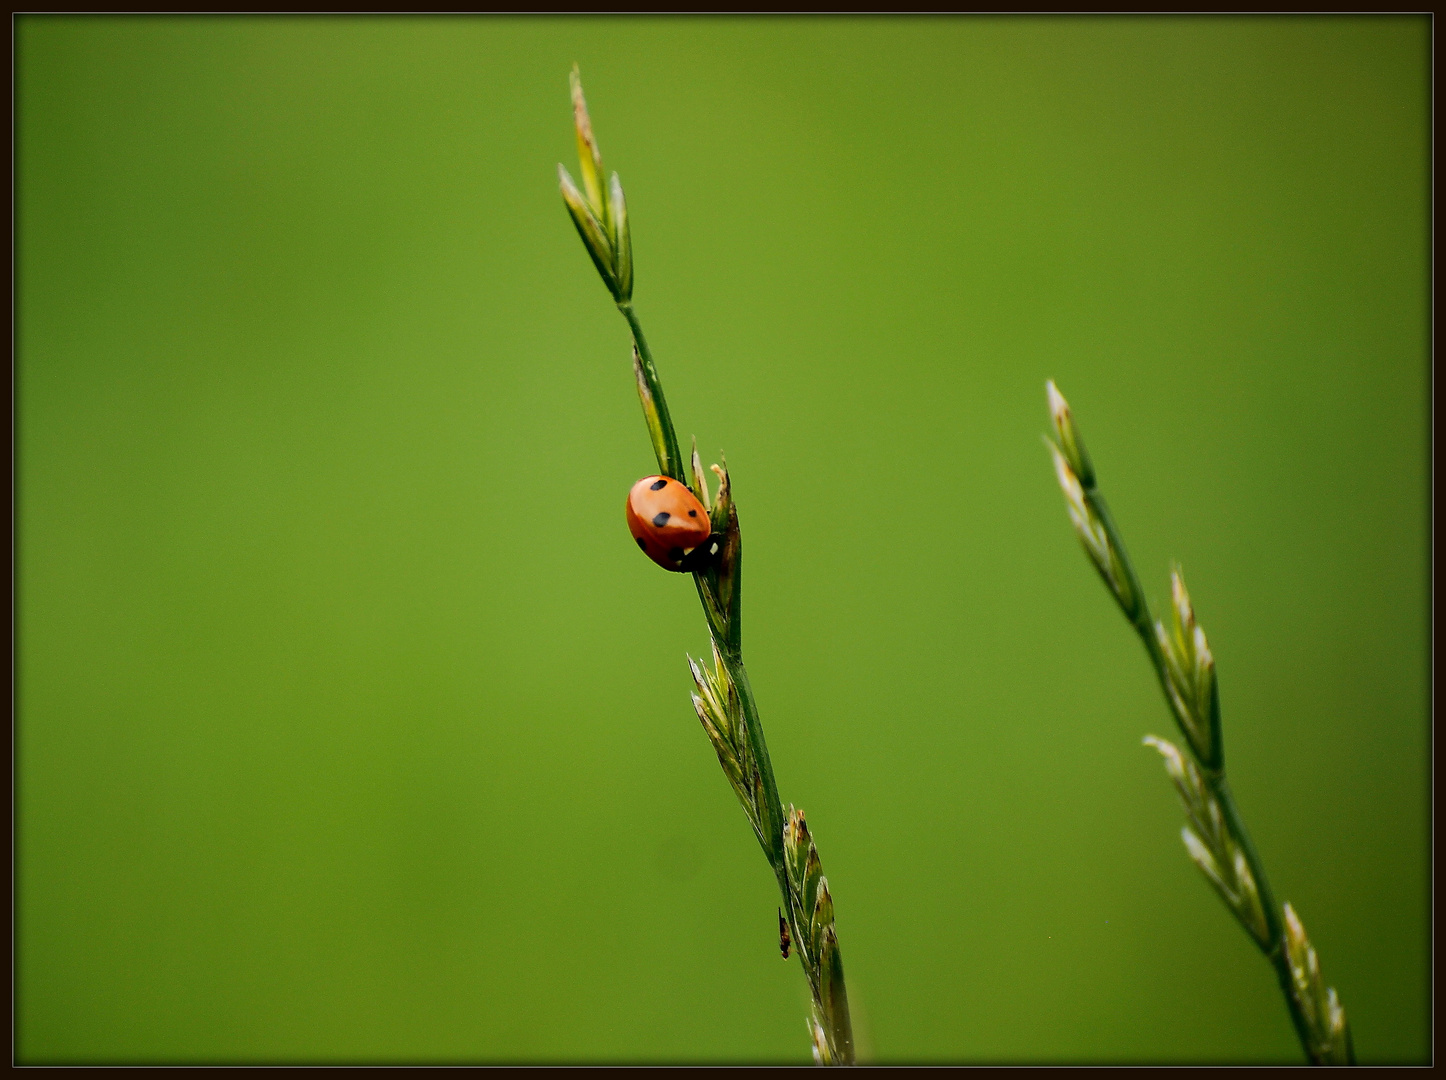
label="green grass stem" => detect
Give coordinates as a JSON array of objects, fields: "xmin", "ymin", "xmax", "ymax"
[
  {"xmin": 558, "ymin": 67, "xmax": 853, "ymax": 1065},
  {"xmin": 1046, "ymin": 380, "xmax": 1352, "ymax": 1065}
]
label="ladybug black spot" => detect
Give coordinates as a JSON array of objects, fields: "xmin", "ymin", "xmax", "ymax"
[
  {"xmin": 650, "ymin": 479, "xmax": 668, "ymax": 491},
  {"xmin": 688, "ymin": 510, "xmax": 697, "ymax": 517},
  {"xmin": 636, "ymin": 537, "xmax": 647, "ymax": 551},
  {"xmin": 652, "ymin": 512, "xmax": 671, "ymax": 527}
]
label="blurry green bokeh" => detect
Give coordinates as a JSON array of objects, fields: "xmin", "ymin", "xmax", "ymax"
[{"xmin": 16, "ymin": 15, "xmax": 1428, "ymax": 1064}]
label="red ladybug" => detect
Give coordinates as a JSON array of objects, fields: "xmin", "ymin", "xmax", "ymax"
[{"xmin": 626, "ymin": 475, "xmax": 714, "ymax": 572}]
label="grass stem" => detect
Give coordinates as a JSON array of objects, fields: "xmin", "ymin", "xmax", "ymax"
[
  {"xmin": 559, "ymin": 67, "xmax": 853, "ymax": 1064},
  {"xmin": 1046, "ymin": 380, "xmax": 1351, "ymax": 1065}
]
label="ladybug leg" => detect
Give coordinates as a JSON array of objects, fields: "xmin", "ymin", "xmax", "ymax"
[{"xmin": 679, "ymin": 533, "xmax": 721, "ymax": 573}]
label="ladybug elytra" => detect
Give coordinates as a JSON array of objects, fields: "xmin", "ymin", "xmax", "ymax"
[{"xmin": 626, "ymin": 475, "xmax": 715, "ymax": 572}]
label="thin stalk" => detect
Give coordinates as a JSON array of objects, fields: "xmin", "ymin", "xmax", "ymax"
[
  {"xmin": 620, "ymin": 302, "xmax": 788, "ymax": 861},
  {"xmin": 618, "ymin": 304, "xmax": 684, "ymax": 484},
  {"xmin": 622, "ymin": 299, "xmax": 851, "ymax": 1062},
  {"xmin": 1046, "ymin": 380, "xmax": 1352, "ymax": 1064},
  {"xmin": 725, "ymin": 657, "xmax": 787, "ymax": 869},
  {"xmin": 557, "ymin": 73, "xmax": 852, "ymax": 1060},
  {"xmin": 1084, "ymin": 487, "xmax": 1315, "ymax": 1054}
]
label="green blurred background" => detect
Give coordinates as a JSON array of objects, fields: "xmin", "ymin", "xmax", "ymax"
[{"xmin": 16, "ymin": 15, "xmax": 1428, "ymax": 1064}]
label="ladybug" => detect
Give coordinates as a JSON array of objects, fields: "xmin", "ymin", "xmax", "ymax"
[{"xmin": 626, "ymin": 475, "xmax": 715, "ymax": 572}]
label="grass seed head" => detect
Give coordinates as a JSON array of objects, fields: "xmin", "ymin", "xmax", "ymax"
[{"xmin": 1046, "ymin": 380, "xmax": 1095, "ymax": 488}]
